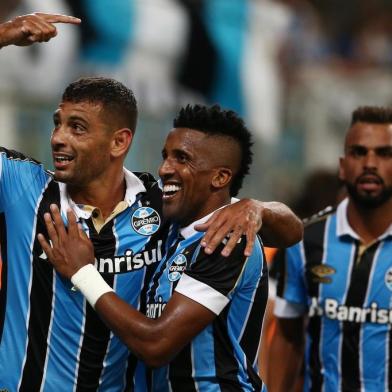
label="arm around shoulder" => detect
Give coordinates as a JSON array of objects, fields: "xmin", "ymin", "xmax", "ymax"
[{"xmin": 258, "ymin": 201, "xmax": 303, "ymax": 248}]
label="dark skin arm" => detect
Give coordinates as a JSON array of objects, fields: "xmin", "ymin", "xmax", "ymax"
[
  {"xmin": 198, "ymin": 199, "xmax": 303, "ymax": 256},
  {"xmin": 38, "ymin": 205, "xmax": 218, "ymax": 367},
  {"xmin": 267, "ymin": 316, "xmax": 305, "ymax": 392},
  {"xmin": 0, "ymin": 12, "xmax": 80, "ymax": 48}
]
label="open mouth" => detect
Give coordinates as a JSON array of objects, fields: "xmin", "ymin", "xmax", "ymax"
[
  {"xmin": 357, "ymin": 174, "xmax": 382, "ymax": 191},
  {"xmin": 162, "ymin": 184, "xmax": 182, "ymax": 199},
  {"xmin": 53, "ymin": 154, "xmax": 74, "ymax": 168}
]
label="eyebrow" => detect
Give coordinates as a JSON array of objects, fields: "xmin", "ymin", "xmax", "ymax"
[{"xmin": 346, "ymin": 144, "xmax": 392, "ymax": 152}]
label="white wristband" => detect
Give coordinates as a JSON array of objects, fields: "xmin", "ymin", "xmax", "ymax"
[{"xmin": 71, "ymin": 264, "xmax": 114, "ymax": 308}]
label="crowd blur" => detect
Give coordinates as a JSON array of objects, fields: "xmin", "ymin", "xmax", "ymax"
[{"xmin": 1, "ymin": 0, "xmax": 392, "ymax": 201}]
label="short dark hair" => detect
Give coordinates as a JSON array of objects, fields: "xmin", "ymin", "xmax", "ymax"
[
  {"xmin": 351, "ymin": 106, "xmax": 392, "ymax": 126},
  {"xmin": 173, "ymin": 104, "xmax": 253, "ymax": 196},
  {"xmin": 62, "ymin": 77, "xmax": 138, "ymax": 132}
]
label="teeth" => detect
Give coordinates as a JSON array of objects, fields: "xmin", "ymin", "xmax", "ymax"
[
  {"xmin": 163, "ymin": 184, "xmax": 181, "ymax": 193},
  {"xmin": 55, "ymin": 156, "xmax": 72, "ymax": 162}
]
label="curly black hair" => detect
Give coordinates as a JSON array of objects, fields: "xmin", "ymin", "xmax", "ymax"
[
  {"xmin": 62, "ymin": 77, "xmax": 138, "ymax": 132},
  {"xmin": 173, "ymin": 104, "xmax": 253, "ymax": 196}
]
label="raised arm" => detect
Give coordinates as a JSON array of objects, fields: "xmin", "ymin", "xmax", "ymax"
[
  {"xmin": 0, "ymin": 12, "xmax": 80, "ymax": 48},
  {"xmin": 195, "ymin": 199, "xmax": 303, "ymax": 256}
]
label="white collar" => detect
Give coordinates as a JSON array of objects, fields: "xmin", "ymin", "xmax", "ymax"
[
  {"xmin": 59, "ymin": 168, "xmax": 146, "ymax": 219},
  {"xmin": 336, "ymin": 197, "xmax": 392, "ymax": 240},
  {"xmin": 179, "ymin": 204, "xmax": 228, "ymax": 239}
]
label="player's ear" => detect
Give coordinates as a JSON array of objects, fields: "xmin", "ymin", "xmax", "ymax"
[
  {"xmin": 111, "ymin": 128, "xmax": 133, "ymax": 158},
  {"xmin": 338, "ymin": 156, "xmax": 346, "ymax": 181},
  {"xmin": 211, "ymin": 167, "xmax": 232, "ymax": 189}
]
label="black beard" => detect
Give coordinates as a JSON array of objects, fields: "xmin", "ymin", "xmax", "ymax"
[{"xmin": 345, "ymin": 181, "xmax": 392, "ymax": 209}]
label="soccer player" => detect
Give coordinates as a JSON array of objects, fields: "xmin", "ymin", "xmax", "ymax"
[
  {"xmin": 268, "ymin": 106, "xmax": 392, "ymax": 392},
  {"xmin": 0, "ymin": 14, "xmax": 302, "ymax": 391},
  {"xmin": 40, "ymin": 104, "xmax": 268, "ymax": 391}
]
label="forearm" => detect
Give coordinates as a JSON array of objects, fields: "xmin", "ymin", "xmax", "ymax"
[
  {"xmin": 268, "ymin": 335, "xmax": 304, "ymax": 391},
  {"xmin": 71, "ymin": 265, "xmax": 213, "ymax": 367},
  {"xmin": 260, "ymin": 201, "xmax": 303, "ymax": 248},
  {"xmin": 0, "ymin": 21, "xmax": 12, "ymax": 48},
  {"xmin": 70, "ymin": 264, "xmax": 174, "ymax": 366},
  {"xmin": 95, "ymin": 293, "xmax": 175, "ymax": 367},
  {"xmin": 267, "ymin": 317, "xmax": 305, "ymax": 392}
]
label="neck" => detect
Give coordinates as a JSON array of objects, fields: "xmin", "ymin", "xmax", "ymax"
[
  {"xmin": 180, "ymin": 193, "xmax": 231, "ymax": 228},
  {"xmin": 346, "ymin": 198, "xmax": 392, "ymax": 244},
  {"xmin": 68, "ymin": 170, "xmax": 126, "ymax": 220}
]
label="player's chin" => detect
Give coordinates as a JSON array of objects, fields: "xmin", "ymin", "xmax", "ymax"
[
  {"xmin": 53, "ymin": 169, "xmax": 73, "ymax": 183},
  {"xmin": 162, "ymin": 203, "xmax": 181, "ymax": 221}
]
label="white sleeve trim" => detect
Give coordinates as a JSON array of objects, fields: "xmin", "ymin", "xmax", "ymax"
[
  {"xmin": 274, "ymin": 296, "xmax": 306, "ymax": 318},
  {"xmin": 175, "ymin": 274, "xmax": 229, "ymax": 315}
]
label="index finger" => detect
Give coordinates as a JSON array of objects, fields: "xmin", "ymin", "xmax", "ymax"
[{"xmin": 35, "ymin": 13, "xmax": 81, "ymax": 24}]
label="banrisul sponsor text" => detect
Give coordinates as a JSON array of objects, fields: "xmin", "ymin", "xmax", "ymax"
[{"xmin": 96, "ymin": 240, "xmax": 163, "ymax": 273}]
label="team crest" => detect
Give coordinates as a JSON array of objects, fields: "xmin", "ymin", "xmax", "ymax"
[
  {"xmin": 385, "ymin": 267, "xmax": 392, "ymax": 291},
  {"xmin": 131, "ymin": 207, "xmax": 161, "ymax": 236},
  {"xmin": 168, "ymin": 254, "xmax": 187, "ymax": 282}
]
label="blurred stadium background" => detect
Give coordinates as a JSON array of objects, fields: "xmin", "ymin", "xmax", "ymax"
[{"xmin": 1, "ymin": 0, "xmax": 392, "ymax": 203}]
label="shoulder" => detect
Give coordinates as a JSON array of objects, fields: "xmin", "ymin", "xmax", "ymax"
[
  {"xmin": 303, "ymin": 205, "xmax": 336, "ymax": 233},
  {"xmin": 0, "ymin": 147, "xmax": 51, "ymax": 177},
  {"xmin": 1, "ymin": 147, "xmax": 40, "ymax": 164}
]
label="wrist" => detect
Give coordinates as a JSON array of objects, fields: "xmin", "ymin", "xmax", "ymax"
[
  {"xmin": 71, "ymin": 264, "xmax": 113, "ymax": 308},
  {"xmin": 0, "ymin": 21, "xmax": 12, "ymax": 48}
]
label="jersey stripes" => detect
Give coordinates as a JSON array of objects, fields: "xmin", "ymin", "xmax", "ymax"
[
  {"xmin": 277, "ymin": 201, "xmax": 392, "ymax": 392},
  {"xmin": 0, "ymin": 148, "xmax": 169, "ymax": 391},
  {"xmin": 145, "ymin": 229, "xmax": 267, "ymax": 391},
  {"xmin": 19, "ymin": 180, "xmax": 61, "ymax": 391},
  {"xmin": 0, "ymin": 212, "xmax": 7, "ymax": 342}
]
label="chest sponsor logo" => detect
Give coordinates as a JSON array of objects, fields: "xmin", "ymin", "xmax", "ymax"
[
  {"xmin": 95, "ymin": 240, "xmax": 163, "ymax": 273},
  {"xmin": 132, "ymin": 207, "xmax": 161, "ymax": 236},
  {"xmin": 146, "ymin": 295, "xmax": 167, "ymax": 319},
  {"xmin": 310, "ymin": 264, "xmax": 336, "ymax": 283},
  {"xmin": 385, "ymin": 267, "xmax": 392, "ymax": 291},
  {"xmin": 167, "ymin": 253, "xmax": 187, "ymax": 282},
  {"xmin": 309, "ymin": 297, "xmax": 392, "ymax": 324}
]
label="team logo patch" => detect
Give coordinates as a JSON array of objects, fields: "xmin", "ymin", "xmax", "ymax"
[
  {"xmin": 131, "ymin": 207, "xmax": 161, "ymax": 236},
  {"xmin": 168, "ymin": 254, "xmax": 187, "ymax": 282},
  {"xmin": 311, "ymin": 264, "xmax": 336, "ymax": 284},
  {"xmin": 385, "ymin": 268, "xmax": 392, "ymax": 291}
]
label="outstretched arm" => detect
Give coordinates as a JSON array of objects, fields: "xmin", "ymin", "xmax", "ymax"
[
  {"xmin": 196, "ymin": 199, "xmax": 303, "ymax": 256},
  {"xmin": 38, "ymin": 205, "xmax": 221, "ymax": 367},
  {"xmin": 0, "ymin": 12, "xmax": 80, "ymax": 48}
]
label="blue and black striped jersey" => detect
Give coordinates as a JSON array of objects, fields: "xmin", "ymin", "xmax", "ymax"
[
  {"xmin": 0, "ymin": 147, "xmax": 170, "ymax": 391},
  {"xmin": 144, "ymin": 215, "xmax": 268, "ymax": 391},
  {"xmin": 275, "ymin": 198, "xmax": 392, "ymax": 392}
]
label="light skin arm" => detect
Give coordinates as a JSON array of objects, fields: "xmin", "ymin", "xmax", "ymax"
[
  {"xmin": 38, "ymin": 205, "xmax": 218, "ymax": 367},
  {"xmin": 197, "ymin": 199, "xmax": 303, "ymax": 257},
  {"xmin": 267, "ymin": 316, "xmax": 305, "ymax": 392},
  {"xmin": 0, "ymin": 12, "xmax": 80, "ymax": 48}
]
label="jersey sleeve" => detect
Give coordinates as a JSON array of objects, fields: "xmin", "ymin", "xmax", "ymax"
[
  {"xmin": 175, "ymin": 237, "xmax": 264, "ymax": 315},
  {"xmin": 274, "ymin": 241, "xmax": 308, "ymax": 317},
  {"xmin": 0, "ymin": 147, "xmax": 49, "ymax": 212}
]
